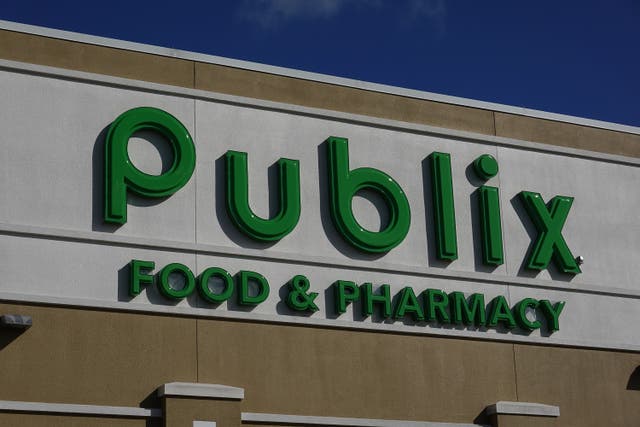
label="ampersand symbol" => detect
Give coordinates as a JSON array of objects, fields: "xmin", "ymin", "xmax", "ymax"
[{"xmin": 285, "ymin": 275, "xmax": 319, "ymax": 312}]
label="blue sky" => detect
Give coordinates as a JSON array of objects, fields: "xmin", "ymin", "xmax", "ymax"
[{"xmin": 3, "ymin": 0, "xmax": 639, "ymax": 127}]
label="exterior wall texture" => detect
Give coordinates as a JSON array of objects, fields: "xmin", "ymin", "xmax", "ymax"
[{"xmin": 0, "ymin": 23, "xmax": 639, "ymax": 427}]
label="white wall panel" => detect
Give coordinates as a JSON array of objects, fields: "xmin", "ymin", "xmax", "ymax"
[{"xmin": 1, "ymin": 63, "xmax": 638, "ymax": 351}]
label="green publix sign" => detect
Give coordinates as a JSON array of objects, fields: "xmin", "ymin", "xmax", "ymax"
[{"xmin": 106, "ymin": 107, "xmax": 580, "ymax": 334}]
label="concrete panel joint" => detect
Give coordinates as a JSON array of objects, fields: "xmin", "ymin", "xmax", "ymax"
[
  {"xmin": 158, "ymin": 382, "xmax": 245, "ymax": 400},
  {"xmin": 485, "ymin": 401, "xmax": 560, "ymax": 417}
]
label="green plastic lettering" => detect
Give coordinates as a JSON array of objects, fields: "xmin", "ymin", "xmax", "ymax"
[
  {"xmin": 393, "ymin": 287, "xmax": 425, "ymax": 321},
  {"xmin": 473, "ymin": 155, "xmax": 503, "ymax": 266},
  {"xmin": 429, "ymin": 152, "xmax": 458, "ymax": 260},
  {"xmin": 158, "ymin": 263, "xmax": 196, "ymax": 300},
  {"xmin": 327, "ymin": 137, "xmax": 411, "ymax": 253},
  {"xmin": 519, "ymin": 191, "xmax": 581, "ymax": 274},
  {"xmin": 285, "ymin": 275, "xmax": 319, "ymax": 312},
  {"xmin": 105, "ymin": 107, "xmax": 196, "ymax": 224},
  {"xmin": 360, "ymin": 283, "xmax": 392, "ymax": 318},
  {"xmin": 198, "ymin": 267, "xmax": 234, "ymax": 303},
  {"xmin": 334, "ymin": 280, "xmax": 360, "ymax": 314},
  {"xmin": 478, "ymin": 186, "xmax": 504, "ymax": 265},
  {"xmin": 226, "ymin": 150, "xmax": 301, "ymax": 241},
  {"xmin": 424, "ymin": 289, "xmax": 450, "ymax": 323},
  {"xmin": 514, "ymin": 298, "xmax": 541, "ymax": 331},
  {"xmin": 539, "ymin": 300, "xmax": 565, "ymax": 332},
  {"xmin": 487, "ymin": 296, "xmax": 516, "ymax": 329},
  {"xmin": 130, "ymin": 259, "xmax": 155, "ymax": 297},
  {"xmin": 237, "ymin": 270, "xmax": 270, "ymax": 306},
  {"xmin": 473, "ymin": 154, "xmax": 499, "ymax": 181},
  {"xmin": 448, "ymin": 292, "xmax": 486, "ymax": 326}
]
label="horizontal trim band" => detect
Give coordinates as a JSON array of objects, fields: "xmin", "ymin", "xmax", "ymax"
[
  {"xmin": 241, "ymin": 412, "xmax": 488, "ymax": 427},
  {"xmin": 0, "ymin": 19, "xmax": 638, "ymax": 136},
  {"xmin": 1, "ymin": 290, "xmax": 639, "ymax": 353},
  {"xmin": 158, "ymin": 382, "xmax": 244, "ymax": 400},
  {"xmin": 0, "ymin": 400, "xmax": 161, "ymax": 418},
  {"xmin": 1, "ymin": 222, "xmax": 639, "ymax": 300},
  {"xmin": 485, "ymin": 401, "xmax": 560, "ymax": 417}
]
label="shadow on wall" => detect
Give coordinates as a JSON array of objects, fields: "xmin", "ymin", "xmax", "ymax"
[
  {"xmin": 473, "ymin": 407, "xmax": 490, "ymax": 425},
  {"xmin": 627, "ymin": 366, "xmax": 640, "ymax": 391},
  {"xmin": 0, "ymin": 329, "xmax": 24, "ymax": 351}
]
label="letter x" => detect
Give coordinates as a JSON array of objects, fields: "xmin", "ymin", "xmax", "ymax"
[{"xmin": 519, "ymin": 191, "xmax": 581, "ymax": 274}]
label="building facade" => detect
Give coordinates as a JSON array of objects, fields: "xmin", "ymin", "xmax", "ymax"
[{"xmin": 0, "ymin": 20, "xmax": 639, "ymax": 427}]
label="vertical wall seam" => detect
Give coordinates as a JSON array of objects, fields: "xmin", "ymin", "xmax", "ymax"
[
  {"xmin": 193, "ymin": 59, "xmax": 199, "ymax": 384},
  {"xmin": 492, "ymin": 110, "xmax": 497, "ymax": 136},
  {"xmin": 512, "ymin": 343, "xmax": 519, "ymax": 401},
  {"xmin": 497, "ymin": 108, "xmax": 519, "ymax": 403},
  {"xmin": 193, "ymin": 96, "xmax": 198, "ymax": 255},
  {"xmin": 192, "ymin": 60, "xmax": 196, "ymax": 89},
  {"xmin": 196, "ymin": 318, "xmax": 199, "ymax": 382}
]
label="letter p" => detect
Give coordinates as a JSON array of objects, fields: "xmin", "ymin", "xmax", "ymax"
[{"xmin": 104, "ymin": 107, "xmax": 196, "ymax": 224}]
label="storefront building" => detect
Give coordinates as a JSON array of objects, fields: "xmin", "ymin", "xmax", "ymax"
[{"xmin": 0, "ymin": 20, "xmax": 639, "ymax": 427}]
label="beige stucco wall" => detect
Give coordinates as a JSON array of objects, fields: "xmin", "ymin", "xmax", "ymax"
[
  {"xmin": 0, "ymin": 303, "xmax": 638, "ymax": 426},
  {"xmin": 0, "ymin": 413, "xmax": 156, "ymax": 427}
]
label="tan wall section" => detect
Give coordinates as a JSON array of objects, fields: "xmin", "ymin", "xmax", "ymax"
[
  {"xmin": 0, "ymin": 303, "xmax": 197, "ymax": 407},
  {"xmin": 495, "ymin": 112, "xmax": 640, "ymax": 157},
  {"xmin": 3, "ymin": 28, "xmax": 639, "ymax": 158},
  {"xmin": 194, "ymin": 63, "xmax": 495, "ymax": 135},
  {"xmin": 0, "ymin": 413, "xmax": 157, "ymax": 427},
  {"xmin": 491, "ymin": 414, "xmax": 558, "ymax": 427},
  {"xmin": 0, "ymin": 30, "xmax": 194, "ymax": 87},
  {"xmin": 163, "ymin": 397, "xmax": 240, "ymax": 427},
  {"xmin": 0, "ymin": 303, "xmax": 639, "ymax": 426},
  {"xmin": 514, "ymin": 344, "xmax": 640, "ymax": 427},
  {"xmin": 196, "ymin": 318, "xmax": 516, "ymax": 424}
]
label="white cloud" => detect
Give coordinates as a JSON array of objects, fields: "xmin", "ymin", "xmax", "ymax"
[
  {"xmin": 239, "ymin": 0, "xmax": 350, "ymax": 28},
  {"xmin": 408, "ymin": 0, "xmax": 445, "ymax": 18},
  {"xmin": 405, "ymin": 0, "xmax": 446, "ymax": 36},
  {"xmin": 237, "ymin": 0, "xmax": 445, "ymax": 33}
]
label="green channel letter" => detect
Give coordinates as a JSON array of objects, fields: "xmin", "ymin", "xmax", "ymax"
[
  {"xmin": 237, "ymin": 270, "xmax": 270, "ymax": 306},
  {"xmin": 487, "ymin": 296, "xmax": 516, "ymax": 329},
  {"xmin": 393, "ymin": 287, "xmax": 425, "ymax": 321},
  {"xmin": 105, "ymin": 107, "xmax": 196, "ymax": 224},
  {"xmin": 327, "ymin": 137, "xmax": 411, "ymax": 253},
  {"xmin": 448, "ymin": 292, "xmax": 486, "ymax": 326},
  {"xmin": 130, "ymin": 259, "xmax": 155, "ymax": 297},
  {"xmin": 539, "ymin": 300, "xmax": 565, "ymax": 332},
  {"xmin": 473, "ymin": 155, "xmax": 504, "ymax": 266},
  {"xmin": 158, "ymin": 263, "xmax": 196, "ymax": 300},
  {"xmin": 360, "ymin": 283, "xmax": 392, "ymax": 318},
  {"xmin": 429, "ymin": 152, "xmax": 458, "ymax": 260},
  {"xmin": 424, "ymin": 289, "xmax": 450, "ymax": 323},
  {"xmin": 519, "ymin": 191, "xmax": 581, "ymax": 274},
  {"xmin": 334, "ymin": 280, "xmax": 360, "ymax": 314},
  {"xmin": 198, "ymin": 267, "xmax": 234, "ymax": 304},
  {"xmin": 226, "ymin": 151, "xmax": 301, "ymax": 241},
  {"xmin": 514, "ymin": 298, "xmax": 541, "ymax": 331}
]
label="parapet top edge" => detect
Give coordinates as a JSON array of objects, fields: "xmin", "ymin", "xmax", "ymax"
[{"xmin": 1, "ymin": 19, "xmax": 639, "ymax": 136}]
